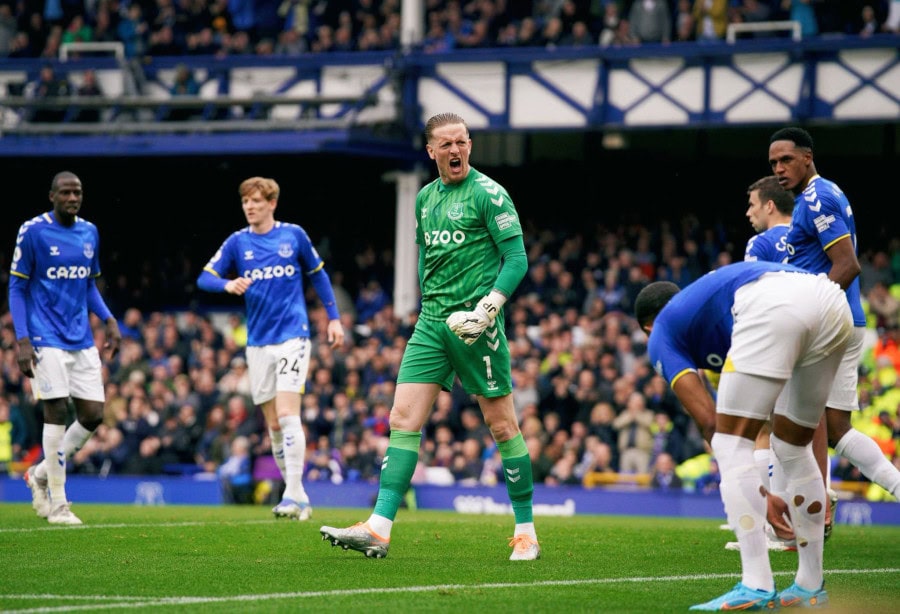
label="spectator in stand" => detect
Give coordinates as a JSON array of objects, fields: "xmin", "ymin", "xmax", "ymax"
[
  {"xmin": 166, "ymin": 63, "xmax": 200, "ymax": 121},
  {"xmin": 546, "ymin": 446, "xmax": 582, "ymax": 486},
  {"xmin": 455, "ymin": 14, "xmax": 491, "ymax": 49},
  {"xmin": 693, "ymin": 0, "xmax": 729, "ymax": 42},
  {"xmin": 274, "ymin": 27, "xmax": 306, "ymax": 54},
  {"xmin": 6, "ymin": 31, "xmax": 35, "ymax": 58},
  {"xmin": 148, "ymin": 24, "xmax": 183, "ymax": 55},
  {"xmin": 613, "ymin": 391, "xmax": 655, "ymax": 474},
  {"xmin": 307, "ymin": 435, "xmax": 344, "ymax": 484},
  {"xmin": 525, "ymin": 433, "xmax": 554, "ymax": 484},
  {"xmin": 119, "ymin": 394, "xmax": 164, "ymax": 474},
  {"xmin": 597, "ymin": 1, "xmax": 622, "ymax": 47},
  {"xmin": 61, "ymin": 13, "xmax": 92, "ymax": 46},
  {"xmin": 872, "ymin": 325, "xmax": 900, "ymax": 372},
  {"xmin": 186, "ymin": 27, "xmax": 223, "ymax": 55},
  {"xmin": 24, "ymin": 12, "xmax": 49, "ymax": 57},
  {"xmin": 560, "ymin": 19, "xmax": 594, "ymax": 47},
  {"xmin": 117, "ymin": 3, "xmax": 150, "ymax": 58},
  {"xmin": 218, "ymin": 434, "xmax": 254, "ymax": 503},
  {"xmin": 539, "ymin": 374, "xmax": 579, "ymax": 431},
  {"xmin": 884, "ymin": 0, "xmax": 900, "ymax": 32},
  {"xmin": 576, "ymin": 435, "xmax": 617, "ymax": 480},
  {"xmin": 610, "ymin": 19, "xmax": 639, "ymax": 47},
  {"xmin": 860, "ymin": 249, "xmax": 894, "ymax": 295},
  {"xmin": 90, "ymin": 6, "xmax": 118, "ymax": 44},
  {"xmin": 160, "ymin": 403, "xmax": 205, "ymax": 466},
  {"xmin": 735, "ymin": 0, "xmax": 772, "ymax": 37},
  {"xmin": 0, "ymin": 4, "xmax": 16, "ymax": 57},
  {"xmin": 495, "ymin": 20, "xmax": 519, "ymax": 47},
  {"xmin": 586, "ymin": 400, "xmax": 620, "ymax": 463},
  {"xmin": 28, "ymin": 64, "xmax": 72, "ymax": 123},
  {"xmin": 538, "ymin": 15, "xmax": 565, "ymax": 48},
  {"xmin": 832, "ymin": 454, "xmax": 866, "ymax": 484},
  {"xmin": 450, "ymin": 437, "xmax": 485, "ymax": 485},
  {"xmin": 73, "ymin": 68, "xmax": 103, "ymax": 123},
  {"xmin": 218, "ymin": 355, "xmax": 252, "ymax": 397},
  {"xmin": 0, "ymin": 395, "xmax": 24, "ymax": 467},
  {"xmin": 779, "ymin": 0, "xmax": 818, "ymax": 38},
  {"xmin": 515, "ymin": 16, "xmax": 542, "ymax": 47},
  {"xmin": 695, "ymin": 457, "xmax": 721, "ymax": 493},
  {"xmin": 649, "ymin": 451, "xmax": 683, "ymax": 490},
  {"xmin": 70, "ymin": 422, "xmax": 125, "ymax": 474},
  {"xmin": 868, "ymin": 281, "xmax": 900, "ymax": 330},
  {"xmin": 628, "ymin": 0, "xmax": 672, "ymax": 44},
  {"xmin": 117, "ymin": 308, "xmax": 143, "ymax": 342},
  {"xmin": 196, "ymin": 403, "xmax": 230, "ymax": 471},
  {"xmin": 650, "ymin": 411, "xmax": 687, "ymax": 466}
]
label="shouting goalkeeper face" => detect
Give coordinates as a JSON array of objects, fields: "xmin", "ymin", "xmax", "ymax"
[{"xmin": 425, "ymin": 118, "xmax": 472, "ymax": 186}]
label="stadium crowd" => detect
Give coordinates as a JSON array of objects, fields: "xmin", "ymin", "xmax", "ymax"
[
  {"xmin": 1, "ymin": 0, "xmax": 897, "ymax": 61},
  {"xmin": 2, "ymin": 216, "xmax": 899, "ymax": 502}
]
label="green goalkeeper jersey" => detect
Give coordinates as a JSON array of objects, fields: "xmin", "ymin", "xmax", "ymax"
[{"xmin": 415, "ymin": 167, "xmax": 522, "ymax": 322}]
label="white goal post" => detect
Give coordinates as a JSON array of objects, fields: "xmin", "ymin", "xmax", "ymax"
[
  {"xmin": 726, "ymin": 20, "xmax": 802, "ymax": 44},
  {"xmin": 60, "ymin": 41, "xmax": 125, "ymax": 62}
]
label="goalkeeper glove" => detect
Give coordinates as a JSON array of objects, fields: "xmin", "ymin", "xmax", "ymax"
[{"xmin": 446, "ymin": 290, "xmax": 507, "ymax": 345}]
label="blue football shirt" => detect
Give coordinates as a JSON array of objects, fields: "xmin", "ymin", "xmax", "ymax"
[
  {"xmin": 785, "ymin": 175, "xmax": 865, "ymax": 327},
  {"xmin": 9, "ymin": 212, "xmax": 102, "ymax": 350},
  {"xmin": 647, "ymin": 261, "xmax": 809, "ymax": 388},
  {"xmin": 201, "ymin": 222, "xmax": 325, "ymax": 347},
  {"xmin": 744, "ymin": 224, "xmax": 789, "ymax": 263}
]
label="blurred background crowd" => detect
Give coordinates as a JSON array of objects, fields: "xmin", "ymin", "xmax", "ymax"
[
  {"xmin": 2, "ymin": 214, "xmax": 899, "ymax": 503},
  {"xmin": 1, "ymin": 0, "xmax": 897, "ymax": 62}
]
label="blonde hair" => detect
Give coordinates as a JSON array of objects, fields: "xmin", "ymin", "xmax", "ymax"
[
  {"xmin": 239, "ymin": 176, "xmax": 279, "ymax": 201},
  {"xmin": 424, "ymin": 112, "xmax": 468, "ymax": 143}
]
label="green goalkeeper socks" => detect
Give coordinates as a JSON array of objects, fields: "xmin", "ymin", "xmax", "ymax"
[
  {"xmin": 373, "ymin": 430, "xmax": 421, "ymax": 521},
  {"xmin": 498, "ymin": 433, "xmax": 535, "ymax": 524}
]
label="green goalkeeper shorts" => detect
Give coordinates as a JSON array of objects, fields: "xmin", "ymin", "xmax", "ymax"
[{"xmin": 397, "ymin": 316, "xmax": 512, "ymax": 398}]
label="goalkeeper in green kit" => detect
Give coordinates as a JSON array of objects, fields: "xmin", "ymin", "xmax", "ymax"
[{"xmin": 320, "ymin": 112, "xmax": 538, "ymax": 561}]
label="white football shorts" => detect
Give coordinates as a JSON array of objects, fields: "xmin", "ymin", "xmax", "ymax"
[
  {"xmin": 246, "ymin": 336, "xmax": 311, "ymax": 405},
  {"xmin": 824, "ymin": 325, "xmax": 864, "ymax": 411},
  {"xmin": 31, "ymin": 346, "xmax": 105, "ymax": 402},
  {"xmin": 727, "ymin": 271, "xmax": 852, "ymax": 379}
]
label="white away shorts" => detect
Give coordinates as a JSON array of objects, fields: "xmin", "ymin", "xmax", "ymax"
[
  {"xmin": 31, "ymin": 346, "xmax": 105, "ymax": 402},
  {"xmin": 246, "ymin": 337, "xmax": 311, "ymax": 405}
]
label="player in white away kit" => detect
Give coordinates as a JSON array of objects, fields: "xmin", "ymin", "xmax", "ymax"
[
  {"xmin": 197, "ymin": 176, "xmax": 344, "ymax": 521},
  {"xmin": 11, "ymin": 171, "xmax": 121, "ymax": 525}
]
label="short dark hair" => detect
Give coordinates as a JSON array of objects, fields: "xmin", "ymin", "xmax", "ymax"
[
  {"xmin": 50, "ymin": 170, "xmax": 79, "ymax": 191},
  {"xmin": 747, "ymin": 175, "xmax": 794, "ymax": 216},
  {"xmin": 634, "ymin": 281, "xmax": 681, "ymax": 330},
  {"xmin": 769, "ymin": 127, "xmax": 813, "ymax": 150}
]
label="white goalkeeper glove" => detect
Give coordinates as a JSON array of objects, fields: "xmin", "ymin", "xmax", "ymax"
[{"xmin": 446, "ymin": 290, "xmax": 507, "ymax": 345}]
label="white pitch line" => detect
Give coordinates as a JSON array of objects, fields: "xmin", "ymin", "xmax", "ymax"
[
  {"xmin": 2, "ymin": 568, "xmax": 898, "ymax": 613},
  {"xmin": 0, "ymin": 520, "xmax": 274, "ymax": 534}
]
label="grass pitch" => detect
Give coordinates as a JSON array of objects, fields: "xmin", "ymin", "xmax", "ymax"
[{"xmin": 0, "ymin": 503, "xmax": 897, "ymax": 613}]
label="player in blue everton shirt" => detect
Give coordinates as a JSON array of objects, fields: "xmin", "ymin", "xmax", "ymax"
[
  {"xmin": 11, "ymin": 171, "xmax": 121, "ymax": 526},
  {"xmin": 743, "ymin": 175, "xmax": 792, "ymax": 264},
  {"xmin": 770, "ymin": 128, "xmax": 900, "ymax": 527},
  {"xmin": 635, "ymin": 261, "xmax": 852, "ymax": 611},
  {"xmin": 197, "ymin": 176, "xmax": 344, "ymax": 521},
  {"xmin": 741, "ymin": 175, "xmax": 803, "ymax": 549}
]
